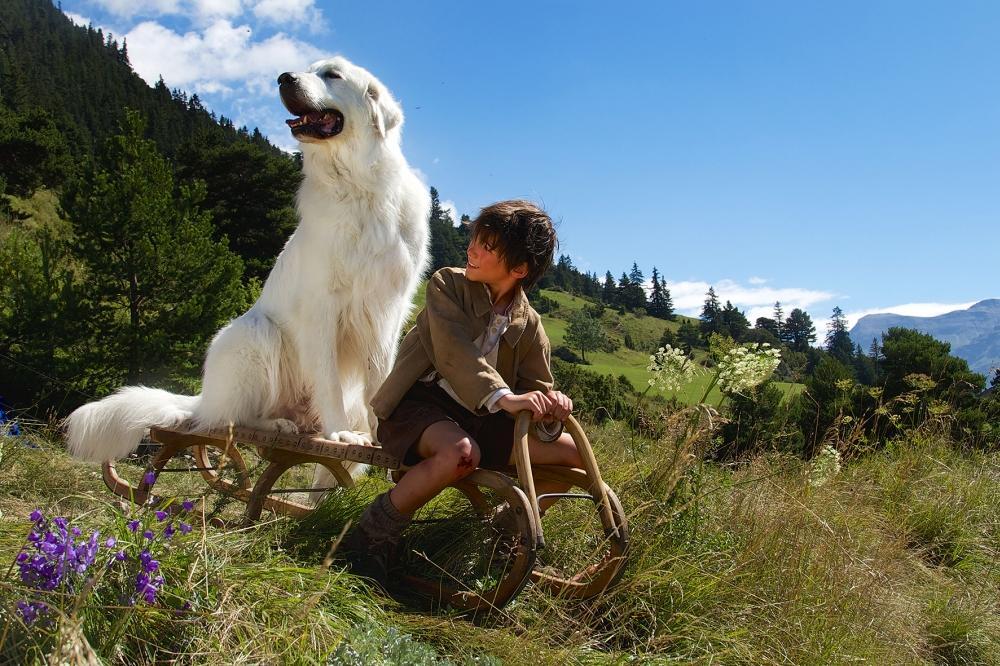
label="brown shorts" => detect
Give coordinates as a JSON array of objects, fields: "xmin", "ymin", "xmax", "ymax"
[{"xmin": 376, "ymin": 382, "xmax": 515, "ymax": 470}]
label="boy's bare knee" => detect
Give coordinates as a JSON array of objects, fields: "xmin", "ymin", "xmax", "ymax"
[
  {"xmin": 440, "ymin": 438, "xmax": 480, "ymax": 478},
  {"xmin": 559, "ymin": 433, "xmax": 584, "ymax": 468}
]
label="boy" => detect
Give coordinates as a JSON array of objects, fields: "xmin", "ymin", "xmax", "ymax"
[{"xmin": 346, "ymin": 200, "xmax": 583, "ymax": 587}]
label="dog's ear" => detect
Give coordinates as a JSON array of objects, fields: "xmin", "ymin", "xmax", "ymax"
[{"xmin": 366, "ymin": 82, "xmax": 402, "ymax": 138}]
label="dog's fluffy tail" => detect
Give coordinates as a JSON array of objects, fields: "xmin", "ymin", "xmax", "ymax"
[{"xmin": 64, "ymin": 386, "xmax": 199, "ymax": 462}]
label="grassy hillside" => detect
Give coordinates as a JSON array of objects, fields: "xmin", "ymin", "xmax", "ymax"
[
  {"xmin": 537, "ymin": 288, "xmax": 803, "ymax": 405},
  {"xmin": 1, "ymin": 423, "xmax": 997, "ymax": 663}
]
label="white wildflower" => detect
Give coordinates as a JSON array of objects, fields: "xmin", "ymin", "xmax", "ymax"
[
  {"xmin": 647, "ymin": 345, "xmax": 698, "ymax": 392},
  {"xmin": 808, "ymin": 444, "xmax": 842, "ymax": 487},
  {"xmin": 716, "ymin": 342, "xmax": 782, "ymax": 396}
]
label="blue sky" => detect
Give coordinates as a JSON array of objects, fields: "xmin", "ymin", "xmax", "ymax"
[{"xmin": 59, "ymin": 0, "xmax": 999, "ymax": 339}]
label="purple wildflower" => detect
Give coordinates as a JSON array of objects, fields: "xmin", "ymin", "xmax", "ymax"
[
  {"xmin": 53, "ymin": 517, "xmax": 67, "ymax": 530},
  {"xmin": 29, "ymin": 509, "xmax": 43, "ymax": 523},
  {"xmin": 127, "ymin": 520, "xmax": 140, "ymax": 533},
  {"xmin": 143, "ymin": 529, "xmax": 155, "ymax": 540},
  {"xmin": 154, "ymin": 510, "xmax": 168, "ymax": 522},
  {"xmin": 181, "ymin": 500, "xmax": 194, "ymax": 512},
  {"xmin": 134, "ymin": 572, "xmax": 165, "ymax": 604},
  {"xmin": 16, "ymin": 600, "xmax": 45, "ymax": 626},
  {"xmin": 71, "ymin": 527, "xmax": 82, "ymax": 536},
  {"xmin": 105, "ymin": 536, "xmax": 117, "ymax": 548},
  {"xmin": 163, "ymin": 524, "xmax": 175, "ymax": 539},
  {"xmin": 139, "ymin": 550, "xmax": 159, "ymax": 573},
  {"xmin": 178, "ymin": 522, "xmax": 192, "ymax": 535},
  {"xmin": 142, "ymin": 471, "xmax": 156, "ymax": 485},
  {"xmin": 115, "ymin": 550, "xmax": 127, "ymax": 561}
]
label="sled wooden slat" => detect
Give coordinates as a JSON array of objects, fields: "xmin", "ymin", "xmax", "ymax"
[
  {"xmin": 103, "ymin": 413, "xmax": 628, "ymax": 613},
  {"xmin": 191, "ymin": 425, "xmax": 401, "ymax": 469}
]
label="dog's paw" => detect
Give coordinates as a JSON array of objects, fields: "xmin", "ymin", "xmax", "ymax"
[
  {"xmin": 263, "ymin": 418, "xmax": 299, "ymax": 434},
  {"xmin": 329, "ymin": 430, "xmax": 373, "ymax": 446}
]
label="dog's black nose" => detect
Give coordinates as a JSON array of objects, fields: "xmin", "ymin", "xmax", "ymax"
[{"xmin": 278, "ymin": 72, "xmax": 295, "ymax": 85}]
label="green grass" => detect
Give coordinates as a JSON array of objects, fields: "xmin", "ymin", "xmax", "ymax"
[{"xmin": 2, "ymin": 422, "xmax": 998, "ymax": 664}]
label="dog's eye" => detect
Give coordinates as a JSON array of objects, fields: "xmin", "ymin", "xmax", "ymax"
[{"xmin": 323, "ymin": 70, "xmax": 342, "ymax": 80}]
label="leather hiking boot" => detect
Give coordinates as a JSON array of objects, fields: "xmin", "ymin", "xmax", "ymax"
[{"xmin": 342, "ymin": 492, "xmax": 410, "ymax": 591}]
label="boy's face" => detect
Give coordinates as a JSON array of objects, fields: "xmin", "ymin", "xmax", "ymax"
[{"xmin": 466, "ymin": 234, "xmax": 526, "ymax": 286}]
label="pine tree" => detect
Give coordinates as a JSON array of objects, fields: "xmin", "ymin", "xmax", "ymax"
[
  {"xmin": 626, "ymin": 262, "xmax": 647, "ymax": 310},
  {"xmin": 427, "ymin": 186, "xmax": 465, "ymax": 272},
  {"xmin": 648, "ymin": 267, "xmax": 667, "ymax": 319},
  {"xmin": 678, "ymin": 319, "xmax": 703, "ymax": 352},
  {"xmin": 700, "ymin": 287, "xmax": 722, "ymax": 336},
  {"xmin": 825, "ymin": 306, "xmax": 854, "ymax": 366},
  {"xmin": 719, "ymin": 300, "xmax": 750, "ymax": 341},
  {"xmin": 772, "ymin": 301, "xmax": 784, "ymax": 340},
  {"xmin": 783, "ymin": 308, "xmax": 816, "ymax": 352},
  {"xmin": 64, "ymin": 110, "xmax": 246, "ymax": 386},
  {"xmin": 601, "ymin": 271, "xmax": 617, "ymax": 305}
]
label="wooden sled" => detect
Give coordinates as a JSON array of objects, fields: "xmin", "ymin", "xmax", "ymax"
[{"xmin": 103, "ymin": 413, "xmax": 629, "ymax": 613}]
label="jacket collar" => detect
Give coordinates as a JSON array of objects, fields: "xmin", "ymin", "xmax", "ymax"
[{"xmin": 470, "ymin": 278, "xmax": 529, "ymax": 348}]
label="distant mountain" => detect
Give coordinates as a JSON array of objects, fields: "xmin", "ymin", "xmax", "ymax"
[{"xmin": 850, "ymin": 300, "xmax": 1000, "ymax": 378}]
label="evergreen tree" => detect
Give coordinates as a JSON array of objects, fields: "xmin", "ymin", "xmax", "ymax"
[
  {"xmin": 617, "ymin": 272, "xmax": 630, "ymax": 309},
  {"xmin": 700, "ymin": 287, "xmax": 722, "ymax": 337},
  {"xmin": 427, "ymin": 186, "xmax": 465, "ymax": 272},
  {"xmin": 63, "ymin": 110, "xmax": 246, "ymax": 387},
  {"xmin": 175, "ymin": 132, "xmax": 300, "ymax": 281},
  {"xmin": 647, "ymin": 267, "xmax": 663, "ymax": 317},
  {"xmin": 772, "ymin": 301, "xmax": 784, "ymax": 340},
  {"xmin": 868, "ymin": 337, "xmax": 882, "ymax": 380},
  {"xmin": 627, "ymin": 262, "xmax": 647, "ymax": 310},
  {"xmin": 783, "ymin": 308, "xmax": 816, "ymax": 352},
  {"xmin": 825, "ymin": 306, "xmax": 854, "ymax": 366},
  {"xmin": 0, "ymin": 106, "xmax": 74, "ymax": 196},
  {"xmin": 601, "ymin": 271, "xmax": 617, "ymax": 305},
  {"xmin": 755, "ymin": 316, "xmax": 780, "ymax": 339},
  {"xmin": 719, "ymin": 300, "xmax": 750, "ymax": 341},
  {"xmin": 678, "ymin": 319, "xmax": 703, "ymax": 352},
  {"xmin": 0, "ymin": 225, "xmax": 86, "ymax": 409}
]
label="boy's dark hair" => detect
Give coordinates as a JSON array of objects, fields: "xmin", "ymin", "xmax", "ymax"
[{"xmin": 467, "ymin": 200, "xmax": 558, "ymax": 292}]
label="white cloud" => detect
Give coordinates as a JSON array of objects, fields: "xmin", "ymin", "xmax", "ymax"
[
  {"xmin": 663, "ymin": 278, "xmax": 835, "ymax": 320},
  {"xmin": 125, "ymin": 19, "xmax": 325, "ymax": 92},
  {"xmin": 251, "ymin": 0, "xmax": 324, "ymax": 28},
  {"xmin": 441, "ymin": 200, "xmax": 461, "ymax": 226},
  {"xmin": 191, "ymin": 0, "xmax": 244, "ymax": 21},
  {"xmin": 748, "ymin": 276, "xmax": 767, "ymax": 285},
  {"xmin": 63, "ymin": 11, "xmax": 92, "ymax": 26}
]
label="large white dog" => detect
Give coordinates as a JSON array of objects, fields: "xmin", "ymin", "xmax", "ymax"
[{"xmin": 65, "ymin": 56, "xmax": 430, "ymax": 481}]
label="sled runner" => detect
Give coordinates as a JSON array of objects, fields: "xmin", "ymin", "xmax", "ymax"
[{"xmin": 102, "ymin": 412, "xmax": 628, "ymax": 612}]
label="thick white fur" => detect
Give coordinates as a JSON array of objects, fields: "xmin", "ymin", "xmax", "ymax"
[{"xmin": 65, "ymin": 56, "xmax": 430, "ymax": 488}]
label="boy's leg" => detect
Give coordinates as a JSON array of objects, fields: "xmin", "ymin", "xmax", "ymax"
[
  {"xmin": 344, "ymin": 420, "xmax": 481, "ymax": 588},
  {"xmin": 522, "ymin": 430, "xmax": 584, "ymax": 514},
  {"xmin": 389, "ymin": 420, "xmax": 482, "ymax": 515}
]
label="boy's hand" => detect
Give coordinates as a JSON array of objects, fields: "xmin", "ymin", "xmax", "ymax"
[
  {"xmin": 545, "ymin": 390, "xmax": 573, "ymax": 422},
  {"xmin": 498, "ymin": 391, "xmax": 549, "ymax": 421}
]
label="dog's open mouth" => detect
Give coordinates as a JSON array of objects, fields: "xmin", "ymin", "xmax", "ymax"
[{"xmin": 286, "ymin": 110, "xmax": 345, "ymax": 139}]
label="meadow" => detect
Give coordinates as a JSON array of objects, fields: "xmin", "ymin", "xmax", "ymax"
[{"xmin": 2, "ymin": 406, "xmax": 997, "ymax": 663}]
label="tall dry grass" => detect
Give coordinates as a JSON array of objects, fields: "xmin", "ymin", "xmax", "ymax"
[{"xmin": 1, "ymin": 414, "xmax": 998, "ymax": 664}]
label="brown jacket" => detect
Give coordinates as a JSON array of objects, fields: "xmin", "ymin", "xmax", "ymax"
[{"xmin": 371, "ymin": 267, "xmax": 553, "ymax": 420}]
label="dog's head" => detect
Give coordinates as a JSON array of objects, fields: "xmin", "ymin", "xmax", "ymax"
[{"xmin": 278, "ymin": 56, "xmax": 403, "ymax": 146}]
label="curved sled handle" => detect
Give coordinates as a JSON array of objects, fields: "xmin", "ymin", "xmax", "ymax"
[
  {"xmin": 512, "ymin": 412, "xmax": 618, "ymax": 548},
  {"xmin": 512, "ymin": 412, "xmax": 544, "ymax": 549}
]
